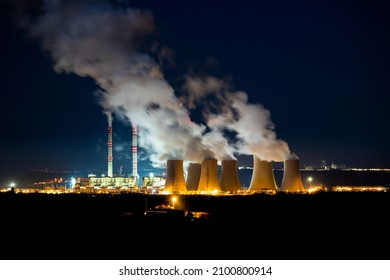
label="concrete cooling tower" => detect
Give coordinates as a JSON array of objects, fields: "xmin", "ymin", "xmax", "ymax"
[
  {"xmin": 219, "ymin": 159, "xmax": 241, "ymax": 193},
  {"xmin": 249, "ymin": 158, "xmax": 278, "ymax": 192},
  {"xmin": 186, "ymin": 163, "xmax": 201, "ymax": 191},
  {"xmin": 197, "ymin": 159, "xmax": 221, "ymax": 193},
  {"xmin": 164, "ymin": 159, "xmax": 187, "ymax": 194},
  {"xmin": 280, "ymin": 159, "xmax": 305, "ymax": 193}
]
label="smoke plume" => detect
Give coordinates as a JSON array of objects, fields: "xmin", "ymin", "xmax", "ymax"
[
  {"xmin": 182, "ymin": 75, "xmax": 291, "ymax": 162},
  {"xmin": 104, "ymin": 111, "xmax": 113, "ymax": 127},
  {"xmin": 27, "ymin": 0, "xmax": 292, "ymax": 167}
]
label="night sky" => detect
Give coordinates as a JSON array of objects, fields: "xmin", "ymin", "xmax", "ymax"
[{"xmin": 1, "ymin": 0, "xmax": 390, "ymax": 183}]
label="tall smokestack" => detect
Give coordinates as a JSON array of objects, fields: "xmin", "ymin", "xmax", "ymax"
[
  {"xmin": 107, "ymin": 113, "xmax": 113, "ymax": 178},
  {"xmin": 164, "ymin": 160, "xmax": 187, "ymax": 194},
  {"xmin": 280, "ymin": 159, "xmax": 305, "ymax": 192},
  {"xmin": 219, "ymin": 159, "xmax": 241, "ymax": 193},
  {"xmin": 132, "ymin": 125, "xmax": 138, "ymax": 186},
  {"xmin": 198, "ymin": 159, "xmax": 221, "ymax": 193},
  {"xmin": 186, "ymin": 163, "xmax": 201, "ymax": 191},
  {"xmin": 249, "ymin": 157, "xmax": 278, "ymax": 192}
]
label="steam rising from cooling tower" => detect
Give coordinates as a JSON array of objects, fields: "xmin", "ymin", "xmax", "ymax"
[
  {"xmin": 249, "ymin": 157, "xmax": 278, "ymax": 192},
  {"xmin": 198, "ymin": 159, "xmax": 221, "ymax": 193},
  {"xmin": 280, "ymin": 157, "xmax": 305, "ymax": 193},
  {"xmin": 186, "ymin": 163, "xmax": 201, "ymax": 191},
  {"xmin": 26, "ymin": 0, "xmax": 294, "ymax": 168},
  {"xmin": 164, "ymin": 159, "xmax": 187, "ymax": 194},
  {"xmin": 219, "ymin": 160, "xmax": 241, "ymax": 192}
]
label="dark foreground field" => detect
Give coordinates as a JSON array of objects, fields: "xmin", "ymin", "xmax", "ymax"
[{"xmin": 0, "ymin": 191, "xmax": 389, "ymax": 260}]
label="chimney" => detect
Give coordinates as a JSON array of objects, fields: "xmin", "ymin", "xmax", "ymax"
[
  {"xmin": 280, "ymin": 159, "xmax": 305, "ymax": 192},
  {"xmin": 107, "ymin": 125, "xmax": 113, "ymax": 178},
  {"xmin": 186, "ymin": 163, "xmax": 201, "ymax": 191},
  {"xmin": 249, "ymin": 157, "xmax": 278, "ymax": 192},
  {"xmin": 164, "ymin": 159, "xmax": 187, "ymax": 194},
  {"xmin": 198, "ymin": 159, "xmax": 221, "ymax": 193},
  {"xmin": 219, "ymin": 159, "xmax": 241, "ymax": 193},
  {"xmin": 132, "ymin": 125, "xmax": 138, "ymax": 186}
]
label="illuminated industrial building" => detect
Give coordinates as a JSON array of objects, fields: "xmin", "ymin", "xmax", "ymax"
[
  {"xmin": 72, "ymin": 114, "xmax": 138, "ymax": 194},
  {"xmin": 74, "ymin": 174, "xmax": 138, "ymax": 193},
  {"xmin": 142, "ymin": 174, "xmax": 166, "ymax": 194}
]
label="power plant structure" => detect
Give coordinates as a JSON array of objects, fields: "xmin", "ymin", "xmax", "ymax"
[
  {"xmin": 196, "ymin": 159, "xmax": 221, "ymax": 194},
  {"xmin": 74, "ymin": 115, "xmax": 138, "ymax": 193},
  {"xmin": 280, "ymin": 159, "xmax": 306, "ymax": 193},
  {"xmin": 75, "ymin": 114, "xmax": 308, "ymax": 195},
  {"xmin": 159, "ymin": 156, "xmax": 308, "ymax": 195},
  {"xmin": 163, "ymin": 159, "xmax": 187, "ymax": 194},
  {"xmin": 186, "ymin": 163, "xmax": 201, "ymax": 192},
  {"xmin": 107, "ymin": 116, "xmax": 113, "ymax": 178},
  {"xmin": 219, "ymin": 159, "xmax": 241, "ymax": 193},
  {"xmin": 249, "ymin": 157, "xmax": 278, "ymax": 193},
  {"xmin": 132, "ymin": 125, "xmax": 138, "ymax": 186}
]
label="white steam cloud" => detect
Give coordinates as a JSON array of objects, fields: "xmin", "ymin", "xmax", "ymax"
[
  {"xmin": 182, "ymin": 75, "xmax": 291, "ymax": 161},
  {"xmin": 28, "ymin": 0, "xmax": 293, "ymax": 167}
]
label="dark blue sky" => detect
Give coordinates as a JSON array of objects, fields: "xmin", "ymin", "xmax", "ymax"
[{"xmin": 1, "ymin": 0, "xmax": 389, "ymax": 180}]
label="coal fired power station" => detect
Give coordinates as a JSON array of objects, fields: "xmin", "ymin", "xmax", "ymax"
[{"xmin": 75, "ymin": 114, "xmax": 308, "ymax": 195}]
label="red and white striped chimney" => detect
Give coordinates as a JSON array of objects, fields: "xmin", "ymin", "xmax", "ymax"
[
  {"xmin": 132, "ymin": 125, "xmax": 138, "ymax": 185},
  {"xmin": 107, "ymin": 113, "xmax": 113, "ymax": 178}
]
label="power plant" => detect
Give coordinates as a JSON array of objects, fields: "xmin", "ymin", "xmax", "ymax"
[{"xmin": 74, "ymin": 116, "xmax": 309, "ymax": 195}]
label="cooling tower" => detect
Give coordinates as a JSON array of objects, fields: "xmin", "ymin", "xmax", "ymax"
[
  {"xmin": 197, "ymin": 159, "xmax": 221, "ymax": 193},
  {"xmin": 219, "ymin": 159, "xmax": 241, "ymax": 192},
  {"xmin": 186, "ymin": 163, "xmax": 201, "ymax": 191},
  {"xmin": 280, "ymin": 159, "xmax": 305, "ymax": 192},
  {"xmin": 249, "ymin": 158, "xmax": 278, "ymax": 192},
  {"xmin": 164, "ymin": 160, "xmax": 187, "ymax": 194}
]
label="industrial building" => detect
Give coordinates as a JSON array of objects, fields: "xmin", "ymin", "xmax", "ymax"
[{"xmin": 74, "ymin": 113, "xmax": 139, "ymax": 193}]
